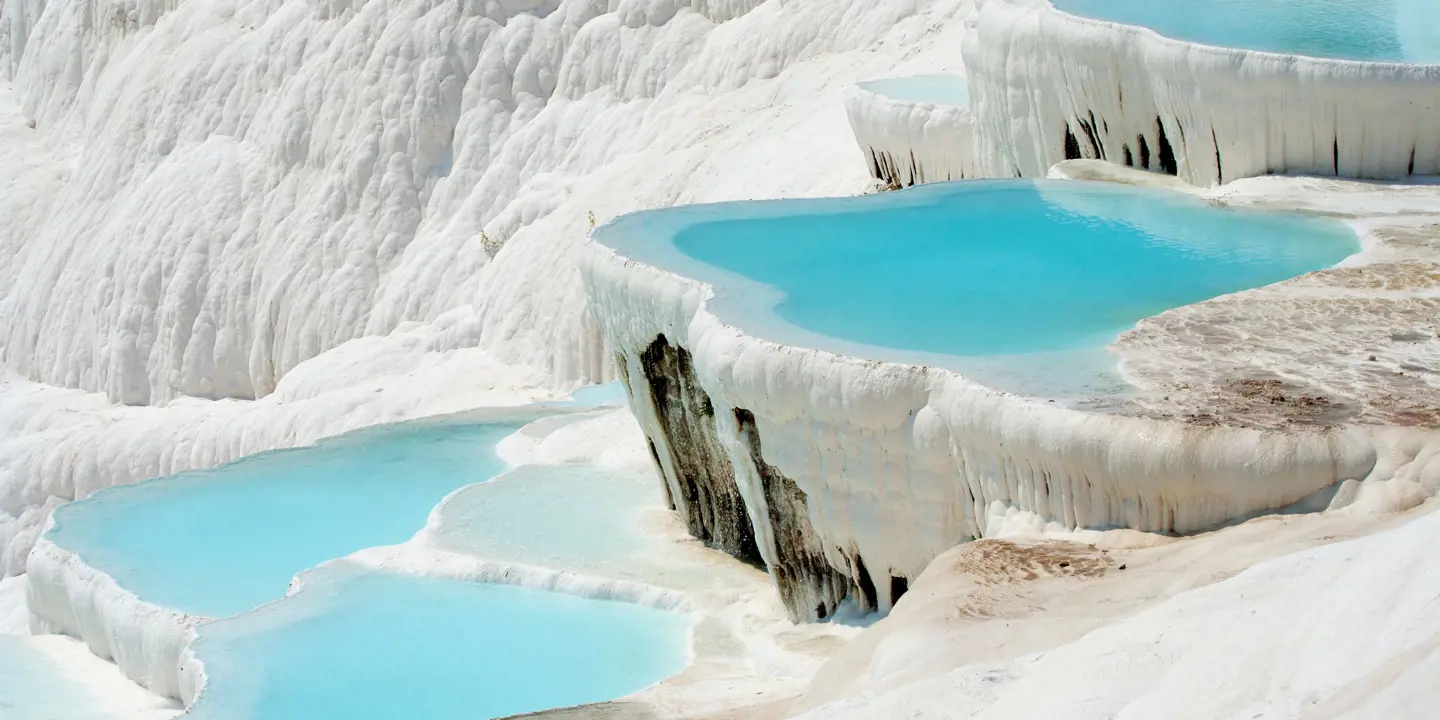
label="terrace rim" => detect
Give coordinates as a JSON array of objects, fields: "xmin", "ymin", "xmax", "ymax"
[{"xmin": 963, "ymin": 0, "xmax": 1440, "ymax": 187}]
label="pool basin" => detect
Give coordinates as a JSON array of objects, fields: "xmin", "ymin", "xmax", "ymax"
[
  {"xmin": 184, "ymin": 563, "xmax": 691, "ymax": 720},
  {"xmin": 594, "ymin": 179, "xmax": 1357, "ymax": 399}
]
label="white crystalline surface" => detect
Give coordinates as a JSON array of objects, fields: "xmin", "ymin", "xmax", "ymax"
[
  {"xmin": 856, "ymin": 74, "xmax": 968, "ymax": 106},
  {"xmin": 806, "ymin": 506, "xmax": 1440, "ymax": 719},
  {"xmin": 0, "ymin": 0, "xmax": 969, "ymax": 405}
]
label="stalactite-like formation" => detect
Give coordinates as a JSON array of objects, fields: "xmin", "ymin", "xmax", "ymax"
[
  {"xmin": 637, "ymin": 335, "xmax": 762, "ymax": 565},
  {"xmin": 964, "ymin": 0, "xmax": 1440, "ymax": 186},
  {"xmin": 734, "ymin": 409, "xmax": 852, "ymax": 621}
]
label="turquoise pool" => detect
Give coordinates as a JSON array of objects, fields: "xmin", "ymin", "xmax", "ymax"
[
  {"xmin": 858, "ymin": 74, "xmax": 969, "ymax": 105},
  {"xmin": 594, "ymin": 180, "xmax": 1357, "ymax": 397},
  {"xmin": 1051, "ymin": 0, "xmax": 1440, "ymax": 64},
  {"xmin": 47, "ymin": 417, "xmax": 522, "ymax": 618},
  {"xmin": 185, "ymin": 563, "xmax": 691, "ymax": 720}
]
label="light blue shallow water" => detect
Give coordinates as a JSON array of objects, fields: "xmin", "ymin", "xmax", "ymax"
[
  {"xmin": 595, "ymin": 180, "xmax": 1356, "ymax": 397},
  {"xmin": 47, "ymin": 418, "xmax": 522, "ymax": 618},
  {"xmin": 0, "ymin": 638, "xmax": 105, "ymax": 719},
  {"xmin": 565, "ymin": 381, "xmax": 630, "ymax": 407},
  {"xmin": 185, "ymin": 564, "xmax": 691, "ymax": 720},
  {"xmin": 434, "ymin": 464, "xmax": 658, "ymax": 575},
  {"xmin": 857, "ymin": 74, "xmax": 969, "ymax": 105},
  {"xmin": 1052, "ymin": 0, "xmax": 1440, "ymax": 63}
]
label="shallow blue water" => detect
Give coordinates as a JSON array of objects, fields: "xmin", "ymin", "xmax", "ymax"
[
  {"xmin": 858, "ymin": 74, "xmax": 969, "ymax": 105},
  {"xmin": 565, "ymin": 381, "xmax": 629, "ymax": 407},
  {"xmin": 594, "ymin": 181, "xmax": 1356, "ymax": 394},
  {"xmin": 0, "ymin": 638, "xmax": 106, "ymax": 719},
  {"xmin": 1052, "ymin": 0, "xmax": 1440, "ymax": 63},
  {"xmin": 48, "ymin": 419, "xmax": 520, "ymax": 618},
  {"xmin": 186, "ymin": 564, "xmax": 690, "ymax": 720},
  {"xmin": 434, "ymin": 464, "xmax": 657, "ymax": 574}
]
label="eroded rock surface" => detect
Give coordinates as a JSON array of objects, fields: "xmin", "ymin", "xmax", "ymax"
[
  {"xmin": 637, "ymin": 335, "xmax": 761, "ymax": 565},
  {"xmin": 735, "ymin": 408, "xmax": 852, "ymax": 621}
]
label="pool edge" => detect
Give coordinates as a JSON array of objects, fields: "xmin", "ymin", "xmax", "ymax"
[{"xmin": 580, "ymin": 180, "xmax": 1440, "ymax": 621}]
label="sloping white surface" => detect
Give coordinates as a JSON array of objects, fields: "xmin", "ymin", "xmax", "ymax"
[
  {"xmin": 0, "ymin": 0, "xmax": 970, "ymax": 405},
  {"xmin": 804, "ymin": 506, "xmax": 1440, "ymax": 719}
]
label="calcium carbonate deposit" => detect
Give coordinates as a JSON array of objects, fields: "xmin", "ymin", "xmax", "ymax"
[{"xmin": 3, "ymin": 0, "xmax": 1440, "ymax": 715}]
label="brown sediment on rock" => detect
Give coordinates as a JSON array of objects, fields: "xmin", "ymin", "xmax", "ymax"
[
  {"xmin": 944, "ymin": 539, "xmax": 1112, "ymax": 586},
  {"xmin": 1113, "ymin": 257, "xmax": 1440, "ymax": 431},
  {"xmin": 1176, "ymin": 378, "xmax": 1359, "ymax": 430},
  {"xmin": 628, "ymin": 331, "xmax": 864, "ymax": 620},
  {"xmin": 637, "ymin": 334, "xmax": 762, "ymax": 566}
]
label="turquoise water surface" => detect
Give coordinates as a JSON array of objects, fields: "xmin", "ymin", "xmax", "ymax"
[
  {"xmin": 185, "ymin": 564, "xmax": 691, "ymax": 720},
  {"xmin": 47, "ymin": 418, "xmax": 523, "ymax": 618},
  {"xmin": 1052, "ymin": 0, "xmax": 1440, "ymax": 63},
  {"xmin": 0, "ymin": 638, "xmax": 112, "ymax": 720},
  {"xmin": 594, "ymin": 180, "xmax": 1356, "ymax": 397},
  {"xmin": 858, "ymin": 74, "xmax": 969, "ymax": 105},
  {"xmin": 565, "ymin": 381, "xmax": 629, "ymax": 407},
  {"xmin": 434, "ymin": 464, "xmax": 659, "ymax": 575}
]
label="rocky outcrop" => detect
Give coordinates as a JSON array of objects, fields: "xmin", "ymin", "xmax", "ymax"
[
  {"xmin": 622, "ymin": 332, "xmax": 906, "ymax": 621},
  {"xmin": 734, "ymin": 409, "xmax": 854, "ymax": 620},
  {"xmin": 635, "ymin": 335, "xmax": 761, "ymax": 566}
]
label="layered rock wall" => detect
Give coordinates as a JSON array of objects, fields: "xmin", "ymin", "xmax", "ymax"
[
  {"xmin": 844, "ymin": 83, "xmax": 977, "ymax": 188},
  {"xmin": 963, "ymin": 0, "xmax": 1440, "ymax": 186}
]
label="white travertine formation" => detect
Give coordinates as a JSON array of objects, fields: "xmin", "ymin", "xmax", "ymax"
[
  {"xmin": 963, "ymin": 0, "xmax": 1440, "ymax": 186},
  {"xmin": 805, "ymin": 502, "xmax": 1440, "ymax": 719},
  {"xmin": 26, "ymin": 533, "xmax": 199, "ymax": 700},
  {"xmin": 0, "ymin": 0, "xmax": 976, "ymax": 581},
  {"xmin": 580, "ymin": 174, "xmax": 1440, "ymax": 621},
  {"xmin": 0, "ymin": 0, "xmax": 969, "ymax": 407},
  {"xmin": 844, "ymin": 76, "xmax": 977, "ymax": 188}
]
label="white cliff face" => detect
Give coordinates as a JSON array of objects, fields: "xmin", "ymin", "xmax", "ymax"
[
  {"xmin": 844, "ymin": 76, "xmax": 976, "ymax": 188},
  {"xmin": 963, "ymin": 0, "xmax": 1440, "ymax": 186},
  {"xmin": 0, "ymin": 0, "xmax": 975, "ymax": 572}
]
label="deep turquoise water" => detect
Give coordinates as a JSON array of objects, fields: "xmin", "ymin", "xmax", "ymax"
[
  {"xmin": 1052, "ymin": 0, "xmax": 1440, "ymax": 63},
  {"xmin": 594, "ymin": 180, "xmax": 1356, "ymax": 396},
  {"xmin": 858, "ymin": 74, "xmax": 969, "ymax": 105},
  {"xmin": 47, "ymin": 419, "xmax": 520, "ymax": 618},
  {"xmin": 185, "ymin": 564, "xmax": 691, "ymax": 720}
]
